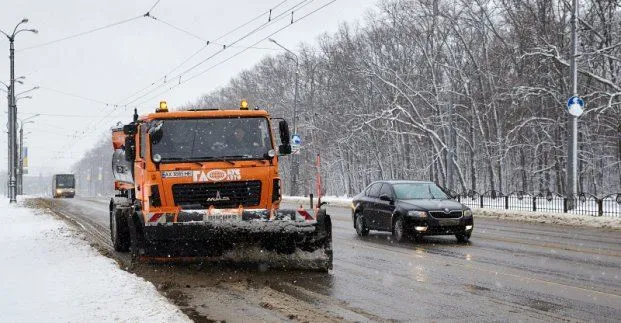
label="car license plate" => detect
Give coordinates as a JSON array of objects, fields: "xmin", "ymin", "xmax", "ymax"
[{"xmin": 438, "ymin": 218, "xmax": 459, "ymax": 226}]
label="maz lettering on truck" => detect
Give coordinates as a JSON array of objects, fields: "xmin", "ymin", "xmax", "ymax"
[{"xmin": 193, "ymin": 169, "xmax": 242, "ymax": 182}]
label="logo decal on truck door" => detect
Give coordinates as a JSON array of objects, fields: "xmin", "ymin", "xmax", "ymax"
[{"xmin": 192, "ymin": 169, "xmax": 241, "ymax": 182}]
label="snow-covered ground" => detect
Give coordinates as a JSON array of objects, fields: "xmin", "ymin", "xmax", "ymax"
[
  {"xmin": 0, "ymin": 197, "xmax": 190, "ymax": 323},
  {"xmin": 283, "ymin": 196, "xmax": 621, "ymax": 229}
]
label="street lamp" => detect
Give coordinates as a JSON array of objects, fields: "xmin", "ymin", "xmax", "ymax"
[
  {"xmin": 1, "ymin": 18, "xmax": 37, "ymax": 203},
  {"xmin": 16, "ymin": 85, "xmax": 39, "ymax": 97},
  {"xmin": 17, "ymin": 114, "xmax": 39, "ymax": 195},
  {"xmin": 269, "ymin": 38, "xmax": 301, "ymax": 196}
]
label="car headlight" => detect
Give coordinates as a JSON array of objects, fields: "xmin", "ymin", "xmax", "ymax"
[
  {"xmin": 463, "ymin": 209, "xmax": 473, "ymax": 217},
  {"xmin": 408, "ymin": 210, "xmax": 427, "ymax": 218}
]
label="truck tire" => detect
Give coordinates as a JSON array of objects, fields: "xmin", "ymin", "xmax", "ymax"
[
  {"xmin": 110, "ymin": 204, "xmax": 130, "ymax": 252},
  {"xmin": 316, "ymin": 209, "xmax": 333, "ymax": 272}
]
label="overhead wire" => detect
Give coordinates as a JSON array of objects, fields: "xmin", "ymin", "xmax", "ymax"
[
  {"xmin": 121, "ymin": 0, "xmax": 313, "ymax": 108},
  {"xmin": 114, "ymin": 0, "xmax": 294, "ymax": 106},
  {"xmin": 38, "ymin": 86, "xmax": 117, "ymax": 106},
  {"xmin": 18, "ymin": 15, "xmax": 145, "ymax": 52},
  {"xmin": 19, "ymin": 0, "xmax": 164, "ymax": 52},
  {"xmin": 135, "ymin": 0, "xmax": 336, "ymax": 108},
  {"xmin": 147, "ymin": 0, "xmax": 163, "ymax": 13},
  {"xmin": 149, "ymin": 15, "xmax": 282, "ymax": 51}
]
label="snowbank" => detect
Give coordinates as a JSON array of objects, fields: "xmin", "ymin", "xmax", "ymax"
[
  {"xmin": 0, "ymin": 197, "xmax": 190, "ymax": 322},
  {"xmin": 472, "ymin": 207, "xmax": 621, "ymax": 230},
  {"xmin": 282, "ymin": 196, "xmax": 621, "ymax": 230},
  {"xmin": 283, "ymin": 195, "xmax": 351, "ymax": 208}
]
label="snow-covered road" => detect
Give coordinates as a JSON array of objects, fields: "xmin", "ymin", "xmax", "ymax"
[
  {"xmin": 0, "ymin": 197, "xmax": 190, "ymax": 322},
  {"xmin": 34, "ymin": 196, "xmax": 621, "ymax": 322}
]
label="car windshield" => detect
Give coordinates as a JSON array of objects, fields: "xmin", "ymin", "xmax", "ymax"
[
  {"xmin": 55, "ymin": 175, "xmax": 75, "ymax": 188},
  {"xmin": 150, "ymin": 117, "xmax": 272, "ymax": 161},
  {"xmin": 393, "ymin": 183, "xmax": 449, "ymax": 200}
]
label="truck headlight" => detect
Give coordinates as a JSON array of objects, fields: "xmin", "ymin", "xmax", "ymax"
[
  {"xmin": 463, "ymin": 209, "xmax": 473, "ymax": 218},
  {"xmin": 408, "ymin": 210, "xmax": 427, "ymax": 218}
]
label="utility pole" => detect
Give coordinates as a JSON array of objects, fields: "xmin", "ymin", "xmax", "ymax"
[
  {"xmin": 18, "ymin": 125, "xmax": 23, "ymax": 195},
  {"xmin": 15, "ymin": 108, "xmax": 38, "ymax": 196},
  {"xmin": 8, "ymin": 37, "xmax": 16, "ymax": 202},
  {"xmin": 269, "ymin": 38, "xmax": 300, "ymax": 196},
  {"xmin": 567, "ymin": 0, "xmax": 579, "ymax": 203},
  {"xmin": 1, "ymin": 18, "xmax": 37, "ymax": 203}
]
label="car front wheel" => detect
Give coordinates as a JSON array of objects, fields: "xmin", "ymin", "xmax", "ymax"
[
  {"xmin": 393, "ymin": 217, "xmax": 407, "ymax": 242},
  {"xmin": 355, "ymin": 214, "xmax": 369, "ymax": 237},
  {"xmin": 456, "ymin": 231, "xmax": 471, "ymax": 243}
]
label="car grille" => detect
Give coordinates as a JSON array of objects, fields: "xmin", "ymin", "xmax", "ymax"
[
  {"xmin": 172, "ymin": 181, "xmax": 261, "ymax": 209},
  {"xmin": 429, "ymin": 210, "xmax": 462, "ymax": 219}
]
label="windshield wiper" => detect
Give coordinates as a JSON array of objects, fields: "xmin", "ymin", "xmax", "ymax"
[
  {"xmin": 428, "ymin": 186, "xmax": 437, "ymax": 199},
  {"xmin": 223, "ymin": 154, "xmax": 255, "ymax": 159},
  {"xmin": 194, "ymin": 157, "xmax": 236, "ymax": 165},
  {"xmin": 160, "ymin": 157, "xmax": 235, "ymax": 165}
]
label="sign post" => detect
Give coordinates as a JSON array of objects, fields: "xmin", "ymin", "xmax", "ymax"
[{"xmin": 291, "ymin": 134, "xmax": 302, "ymax": 155}]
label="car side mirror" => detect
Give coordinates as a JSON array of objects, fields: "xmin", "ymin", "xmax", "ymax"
[
  {"xmin": 278, "ymin": 120, "xmax": 291, "ymax": 155},
  {"xmin": 379, "ymin": 194, "xmax": 393, "ymax": 202}
]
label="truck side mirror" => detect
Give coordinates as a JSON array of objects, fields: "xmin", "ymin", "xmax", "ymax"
[
  {"xmin": 123, "ymin": 124, "xmax": 137, "ymax": 135},
  {"xmin": 124, "ymin": 136, "xmax": 136, "ymax": 161},
  {"xmin": 278, "ymin": 120, "xmax": 292, "ymax": 155}
]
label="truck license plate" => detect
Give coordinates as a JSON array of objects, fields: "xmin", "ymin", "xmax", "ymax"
[{"xmin": 203, "ymin": 214, "xmax": 240, "ymax": 223}]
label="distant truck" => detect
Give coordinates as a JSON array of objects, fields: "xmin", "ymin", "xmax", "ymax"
[{"xmin": 52, "ymin": 174, "xmax": 75, "ymax": 198}]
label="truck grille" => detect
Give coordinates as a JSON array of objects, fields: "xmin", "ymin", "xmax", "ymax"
[
  {"xmin": 172, "ymin": 181, "xmax": 261, "ymax": 209},
  {"xmin": 429, "ymin": 211, "xmax": 462, "ymax": 219}
]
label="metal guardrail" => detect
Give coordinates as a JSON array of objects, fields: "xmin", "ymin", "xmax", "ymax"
[{"xmin": 442, "ymin": 189, "xmax": 621, "ymax": 218}]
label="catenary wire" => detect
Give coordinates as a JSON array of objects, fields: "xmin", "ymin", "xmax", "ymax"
[
  {"xmin": 113, "ymin": 0, "xmax": 292, "ymax": 106},
  {"xmin": 121, "ymin": 0, "xmax": 312, "ymax": 107}
]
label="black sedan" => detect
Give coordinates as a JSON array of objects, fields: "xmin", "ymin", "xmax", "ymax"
[{"xmin": 351, "ymin": 180, "xmax": 473, "ymax": 242}]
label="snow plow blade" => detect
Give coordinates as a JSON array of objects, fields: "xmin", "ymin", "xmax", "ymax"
[{"xmin": 129, "ymin": 209, "xmax": 333, "ymax": 271}]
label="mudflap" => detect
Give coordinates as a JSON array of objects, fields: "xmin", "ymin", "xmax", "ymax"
[{"xmin": 131, "ymin": 209, "xmax": 333, "ymax": 272}]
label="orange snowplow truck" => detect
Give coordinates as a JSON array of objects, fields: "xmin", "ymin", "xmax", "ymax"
[{"xmin": 110, "ymin": 101, "xmax": 332, "ymax": 271}]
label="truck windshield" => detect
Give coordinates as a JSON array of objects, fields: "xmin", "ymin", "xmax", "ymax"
[
  {"xmin": 150, "ymin": 117, "xmax": 273, "ymax": 162},
  {"xmin": 55, "ymin": 175, "xmax": 75, "ymax": 188}
]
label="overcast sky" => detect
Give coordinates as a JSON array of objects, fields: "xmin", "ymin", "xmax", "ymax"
[{"xmin": 0, "ymin": 0, "xmax": 377, "ymax": 176}]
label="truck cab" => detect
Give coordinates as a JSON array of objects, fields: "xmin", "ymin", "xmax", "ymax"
[{"xmin": 112, "ymin": 100, "xmax": 293, "ymax": 225}]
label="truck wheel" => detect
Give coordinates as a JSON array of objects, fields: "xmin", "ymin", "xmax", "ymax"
[
  {"xmin": 354, "ymin": 214, "xmax": 369, "ymax": 237},
  {"xmin": 110, "ymin": 204, "xmax": 130, "ymax": 252}
]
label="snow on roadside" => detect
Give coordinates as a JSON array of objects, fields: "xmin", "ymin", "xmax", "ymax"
[
  {"xmin": 0, "ymin": 197, "xmax": 190, "ymax": 323},
  {"xmin": 471, "ymin": 207, "xmax": 621, "ymax": 230},
  {"xmin": 282, "ymin": 196, "xmax": 621, "ymax": 230}
]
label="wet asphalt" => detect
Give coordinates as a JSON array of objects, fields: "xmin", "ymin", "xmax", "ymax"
[{"xmin": 40, "ymin": 197, "xmax": 621, "ymax": 322}]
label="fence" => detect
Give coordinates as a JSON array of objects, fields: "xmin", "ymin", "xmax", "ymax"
[{"xmin": 442, "ymin": 190, "xmax": 621, "ymax": 218}]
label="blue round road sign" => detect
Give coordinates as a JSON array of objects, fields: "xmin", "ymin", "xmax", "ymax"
[
  {"xmin": 292, "ymin": 134, "xmax": 302, "ymax": 145},
  {"xmin": 566, "ymin": 96, "xmax": 584, "ymax": 117}
]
